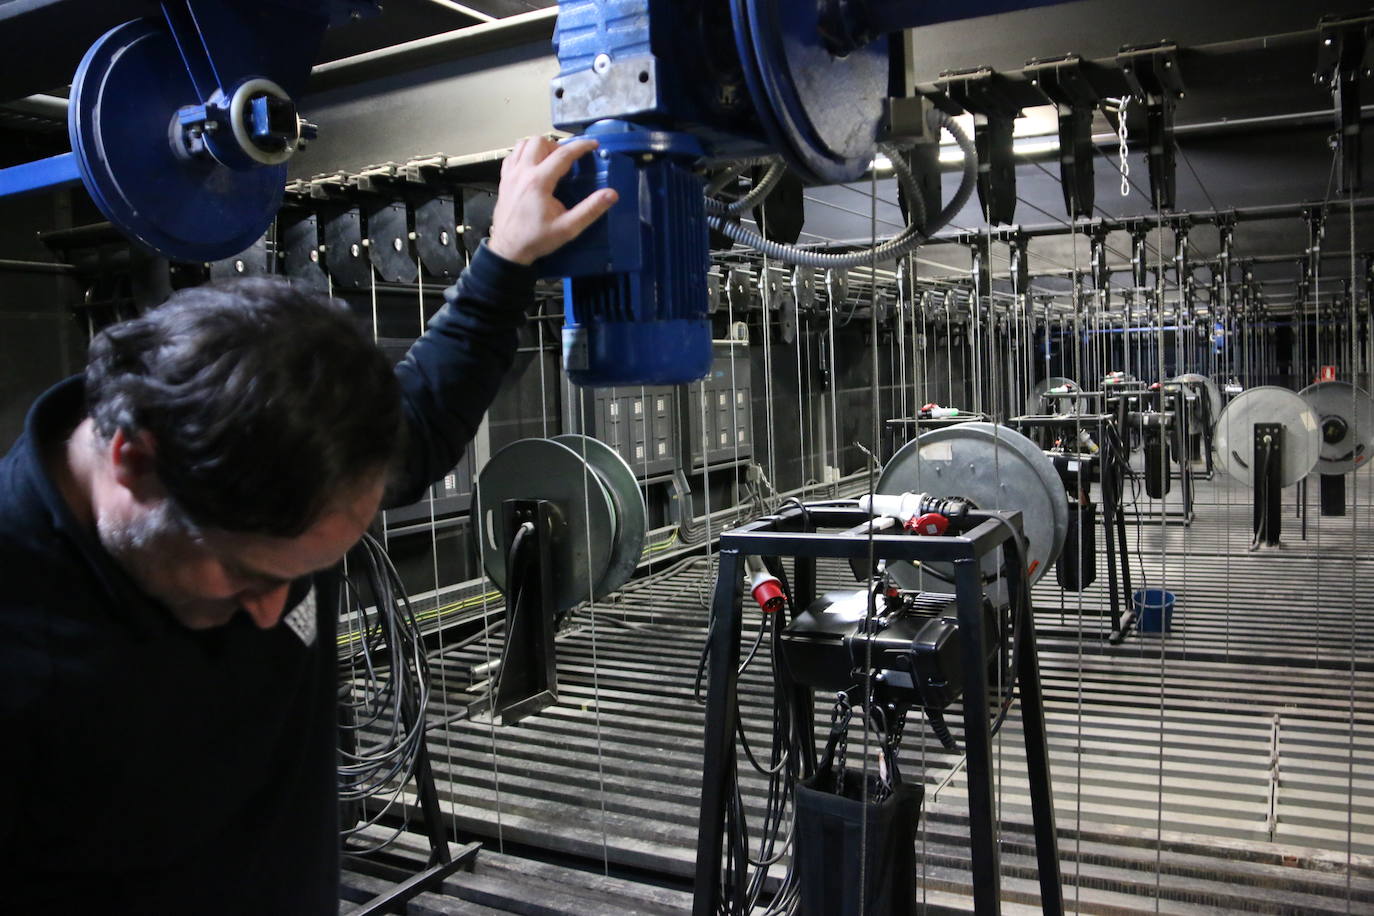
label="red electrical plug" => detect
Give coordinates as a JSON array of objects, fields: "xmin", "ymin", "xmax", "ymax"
[
  {"xmin": 905, "ymin": 512, "xmax": 949, "ymax": 537},
  {"xmin": 745, "ymin": 555, "xmax": 785, "ymax": 613}
]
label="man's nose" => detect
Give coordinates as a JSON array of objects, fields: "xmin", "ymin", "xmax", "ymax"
[{"xmin": 239, "ymin": 582, "xmax": 292, "ymax": 629}]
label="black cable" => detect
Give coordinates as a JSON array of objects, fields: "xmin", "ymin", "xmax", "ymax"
[
  {"xmin": 927, "ymin": 707, "xmax": 958, "ymax": 751},
  {"xmin": 716, "ymin": 565, "xmax": 807, "ymax": 915},
  {"xmin": 693, "ymin": 617, "xmax": 715, "ymax": 705},
  {"xmin": 337, "ymin": 533, "xmax": 433, "ymax": 855}
]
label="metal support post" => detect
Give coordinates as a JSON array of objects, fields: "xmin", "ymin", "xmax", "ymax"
[
  {"xmin": 954, "ymin": 557, "xmax": 1000, "ymax": 913},
  {"xmin": 692, "ymin": 547, "xmax": 745, "ymax": 916},
  {"xmin": 1005, "ymin": 542, "xmax": 1064, "ymax": 915}
]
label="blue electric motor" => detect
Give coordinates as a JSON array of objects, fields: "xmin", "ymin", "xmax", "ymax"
[{"xmin": 537, "ymin": 120, "xmax": 712, "ymax": 387}]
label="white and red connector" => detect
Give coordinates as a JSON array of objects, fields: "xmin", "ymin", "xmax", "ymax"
[
  {"xmin": 744, "ymin": 555, "xmax": 786, "ymax": 613},
  {"xmin": 857, "ymin": 492, "xmax": 949, "ymax": 536}
]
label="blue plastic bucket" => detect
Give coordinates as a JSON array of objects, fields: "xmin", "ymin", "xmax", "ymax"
[{"xmin": 1133, "ymin": 588, "xmax": 1176, "ymax": 633}]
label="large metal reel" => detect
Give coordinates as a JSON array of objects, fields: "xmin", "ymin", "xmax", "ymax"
[
  {"xmin": 552, "ymin": 434, "xmax": 647, "ymax": 597},
  {"xmin": 1170, "ymin": 373, "xmax": 1223, "ymax": 430},
  {"xmin": 477, "ymin": 435, "xmax": 644, "ymax": 613},
  {"xmin": 1214, "ymin": 387, "xmax": 1321, "ymax": 488},
  {"xmin": 69, "ymin": 19, "xmax": 286, "ymax": 261},
  {"xmin": 1025, "ymin": 376, "xmax": 1079, "ymax": 416},
  {"xmin": 877, "ymin": 422, "xmax": 1068, "ymax": 586},
  {"xmin": 1298, "ymin": 381, "xmax": 1374, "ymax": 475},
  {"xmin": 730, "ymin": 0, "xmax": 888, "ymax": 184}
]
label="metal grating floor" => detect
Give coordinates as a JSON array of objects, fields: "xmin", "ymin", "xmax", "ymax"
[{"xmin": 344, "ymin": 475, "xmax": 1374, "ymax": 913}]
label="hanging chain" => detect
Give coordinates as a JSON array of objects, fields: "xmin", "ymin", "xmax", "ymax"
[{"xmin": 1116, "ymin": 97, "xmax": 1132, "ymax": 197}]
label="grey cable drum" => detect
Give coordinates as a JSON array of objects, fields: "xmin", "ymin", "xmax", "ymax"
[
  {"xmin": 476, "ymin": 436, "xmax": 617, "ymax": 612},
  {"xmin": 551, "ymin": 434, "xmax": 647, "ymax": 597},
  {"xmin": 877, "ymin": 422, "xmax": 1068, "ymax": 586},
  {"xmin": 1213, "ymin": 386, "xmax": 1322, "ymax": 487},
  {"xmin": 1297, "ymin": 381, "xmax": 1374, "ymax": 475}
]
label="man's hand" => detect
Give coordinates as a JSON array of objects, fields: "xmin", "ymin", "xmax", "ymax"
[{"xmin": 486, "ymin": 136, "xmax": 619, "ymax": 266}]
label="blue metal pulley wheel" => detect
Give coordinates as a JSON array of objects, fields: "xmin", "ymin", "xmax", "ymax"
[
  {"xmin": 730, "ymin": 0, "xmax": 889, "ymax": 185},
  {"xmin": 69, "ymin": 20, "xmax": 286, "ymax": 262}
]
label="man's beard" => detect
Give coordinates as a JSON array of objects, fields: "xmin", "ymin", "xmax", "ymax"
[
  {"xmin": 96, "ymin": 497, "xmax": 180, "ymax": 553},
  {"xmin": 96, "ymin": 502, "xmax": 240, "ymax": 628}
]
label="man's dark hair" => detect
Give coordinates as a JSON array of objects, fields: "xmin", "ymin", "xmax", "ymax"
[{"xmin": 85, "ymin": 277, "xmax": 403, "ymax": 537}]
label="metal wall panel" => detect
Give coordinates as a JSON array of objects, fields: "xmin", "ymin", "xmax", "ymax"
[{"xmin": 687, "ymin": 342, "xmax": 752, "ymax": 468}]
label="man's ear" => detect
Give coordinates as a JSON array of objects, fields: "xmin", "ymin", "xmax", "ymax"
[{"xmin": 108, "ymin": 428, "xmax": 163, "ymax": 500}]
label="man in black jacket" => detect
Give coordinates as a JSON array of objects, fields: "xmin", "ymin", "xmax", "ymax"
[{"xmin": 0, "ymin": 136, "xmax": 616, "ymax": 912}]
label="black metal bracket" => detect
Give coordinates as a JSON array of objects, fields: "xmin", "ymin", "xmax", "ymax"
[
  {"xmin": 1118, "ymin": 42, "xmax": 1184, "ymax": 211},
  {"xmin": 277, "ymin": 204, "xmax": 328, "ymax": 292},
  {"xmin": 495, "ymin": 499, "xmax": 562, "ymax": 724},
  {"xmin": 411, "ymin": 191, "xmax": 464, "ymax": 280},
  {"xmin": 936, "ymin": 68, "xmax": 1027, "ymax": 225},
  {"xmin": 319, "ymin": 201, "xmax": 372, "ymax": 289},
  {"xmin": 1025, "ymin": 54, "xmax": 1108, "ymax": 219},
  {"xmin": 364, "ymin": 197, "xmax": 419, "ymax": 284},
  {"xmin": 1317, "ymin": 14, "xmax": 1374, "ymax": 194},
  {"xmin": 1090, "ymin": 223, "xmax": 1110, "ymax": 291},
  {"xmin": 1253, "ymin": 422, "xmax": 1284, "ymax": 547},
  {"xmin": 1009, "ymin": 230, "xmax": 1031, "ymax": 304},
  {"xmin": 753, "ymin": 167, "xmax": 806, "ymax": 245},
  {"xmin": 967, "ymin": 233, "xmax": 993, "ymax": 303},
  {"xmin": 208, "ymin": 227, "xmax": 271, "ymax": 280}
]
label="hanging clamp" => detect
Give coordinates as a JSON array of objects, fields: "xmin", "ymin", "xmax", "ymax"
[
  {"xmin": 1129, "ymin": 221, "xmax": 1151, "ymax": 290},
  {"xmin": 1118, "ymin": 42, "xmax": 1185, "ymax": 211},
  {"xmin": 1173, "ymin": 217, "xmax": 1191, "ymax": 289},
  {"xmin": 1216, "ymin": 214, "xmax": 1236, "ymax": 284},
  {"xmin": 964, "ymin": 232, "xmax": 993, "ymax": 303},
  {"xmin": 1008, "ymin": 230, "xmax": 1031, "ymax": 306},
  {"xmin": 1316, "ymin": 14, "xmax": 1374, "ymax": 194},
  {"xmin": 1090, "ymin": 223, "xmax": 1111, "ymax": 290}
]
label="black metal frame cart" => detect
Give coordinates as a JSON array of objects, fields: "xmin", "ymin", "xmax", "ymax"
[{"xmin": 691, "ymin": 505, "xmax": 1063, "ymax": 915}]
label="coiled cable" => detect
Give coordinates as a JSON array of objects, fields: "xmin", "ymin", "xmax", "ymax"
[{"xmin": 337, "ymin": 532, "xmax": 432, "ymax": 855}]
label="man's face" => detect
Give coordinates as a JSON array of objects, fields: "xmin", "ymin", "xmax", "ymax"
[{"xmin": 98, "ymin": 477, "xmax": 385, "ymax": 630}]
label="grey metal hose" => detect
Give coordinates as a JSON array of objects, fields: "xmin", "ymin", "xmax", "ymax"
[{"xmin": 705, "ymin": 113, "xmax": 977, "ymax": 268}]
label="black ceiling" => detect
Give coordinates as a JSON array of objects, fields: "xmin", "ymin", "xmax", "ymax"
[{"xmin": 317, "ymin": 0, "xmax": 555, "ymax": 63}]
